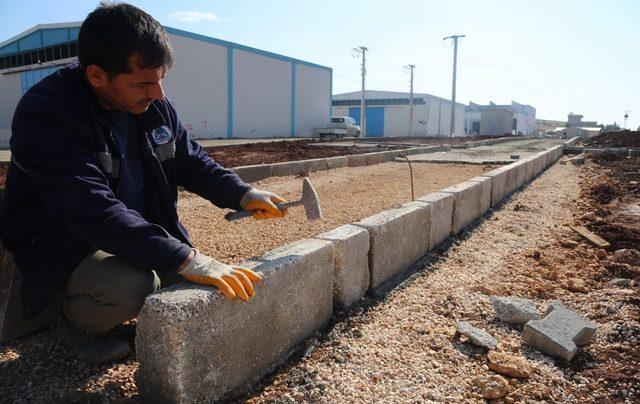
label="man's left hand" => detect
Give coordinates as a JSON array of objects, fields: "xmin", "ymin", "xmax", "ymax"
[{"xmin": 240, "ymin": 188, "xmax": 288, "ymax": 220}]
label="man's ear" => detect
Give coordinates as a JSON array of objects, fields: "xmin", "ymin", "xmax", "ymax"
[{"xmin": 85, "ymin": 65, "xmax": 108, "ymax": 88}]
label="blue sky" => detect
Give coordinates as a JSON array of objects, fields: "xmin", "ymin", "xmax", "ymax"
[{"xmin": 1, "ymin": 0, "xmax": 639, "ymax": 129}]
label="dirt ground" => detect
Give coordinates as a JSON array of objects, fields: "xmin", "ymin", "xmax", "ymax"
[
  {"xmin": 2, "ymin": 155, "xmax": 638, "ymax": 402},
  {"xmin": 0, "ymin": 166, "xmax": 7, "ymax": 188},
  {"xmin": 205, "ymin": 139, "xmax": 402, "ymax": 167},
  {"xmin": 578, "ymin": 130, "xmax": 640, "ymax": 148}
]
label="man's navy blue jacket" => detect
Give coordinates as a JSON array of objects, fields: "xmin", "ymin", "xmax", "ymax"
[{"xmin": 0, "ymin": 65, "xmax": 251, "ymax": 319}]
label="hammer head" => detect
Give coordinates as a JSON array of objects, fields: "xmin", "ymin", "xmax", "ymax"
[{"xmin": 301, "ymin": 177, "xmax": 323, "ymax": 221}]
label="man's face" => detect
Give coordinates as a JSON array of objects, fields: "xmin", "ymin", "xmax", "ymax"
[{"xmin": 86, "ymin": 54, "xmax": 167, "ymax": 114}]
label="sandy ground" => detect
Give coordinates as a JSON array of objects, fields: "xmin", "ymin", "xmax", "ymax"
[{"xmin": 179, "ymin": 162, "xmax": 494, "ymax": 263}]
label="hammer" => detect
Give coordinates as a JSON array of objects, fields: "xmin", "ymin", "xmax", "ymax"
[{"xmin": 224, "ymin": 177, "xmax": 323, "ymax": 222}]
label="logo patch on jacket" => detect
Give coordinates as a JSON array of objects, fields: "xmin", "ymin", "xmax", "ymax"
[{"xmin": 151, "ymin": 125, "xmax": 173, "ymax": 145}]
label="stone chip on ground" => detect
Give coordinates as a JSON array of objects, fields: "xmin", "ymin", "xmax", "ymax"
[
  {"xmin": 490, "ymin": 296, "xmax": 540, "ymax": 326},
  {"xmin": 487, "ymin": 351, "xmax": 532, "ymax": 378},
  {"xmin": 455, "ymin": 321, "xmax": 498, "ymax": 350}
]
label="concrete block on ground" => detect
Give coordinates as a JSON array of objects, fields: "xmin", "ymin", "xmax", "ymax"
[
  {"xmin": 316, "ymin": 225, "xmax": 370, "ymax": 309},
  {"xmin": 271, "ymin": 161, "xmax": 302, "ymax": 177},
  {"xmin": 364, "ymin": 152, "xmax": 387, "ymax": 166},
  {"xmin": 1, "ymin": 244, "xmax": 60, "ymax": 342},
  {"xmin": 233, "ymin": 164, "xmax": 272, "ymax": 183},
  {"xmin": 136, "ymin": 239, "xmax": 334, "ymax": 402},
  {"xmin": 481, "ymin": 166, "xmax": 509, "ymax": 207},
  {"xmin": 354, "ymin": 201, "xmax": 430, "ymax": 290},
  {"xmin": 522, "ymin": 301, "xmax": 597, "ymax": 361},
  {"xmin": 325, "ymin": 156, "xmax": 349, "ymax": 171},
  {"xmin": 456, "ymin": 321, "xmax": 498, "ymax": 350},
  {"xmin": 467, "ymin": 176, "xmax": 492, "ymax": 215},
  {"xmin": 347, "ymin": 154, "xmax": 367, "ymax": 167},
  {"xmin": 441, "ymin": 180, "xmax": 486, "ymax": 235},
  {"xmin": 416, "ymin": 192, "xmax": 454, "ymax": 250},
  {"xmin": 491, "ymin": 296, "xmax": 540, "ymax": 326},
  {"xmin": 301, "ymin": 158, "xmax": 328, "ymax": 173},
  {"xmin": 503, "ymin": 163, "xmax": 521, "ymax": 196},
  {"xmin": 515, "ymin": 160, "xmax": 530, "ymax": 188}
]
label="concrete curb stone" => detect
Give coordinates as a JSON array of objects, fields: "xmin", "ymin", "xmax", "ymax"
[
  {"xmin": 416, "ymin": 192, "xmax": 454, "ymax": 250},
  {"xmin": 136, "ymin": 238, "xmax": 335, "ymax": 402},
  {"xmin": 354, "ymin": 201, "xmax": 430, "ymax": 290},
  {"xmin": 233, "ymin": 164, "xmax": 272, "ymax": 183},
  {"xmin": 316, "ymin": 225, "xmax": 370, "ymax": 309}
]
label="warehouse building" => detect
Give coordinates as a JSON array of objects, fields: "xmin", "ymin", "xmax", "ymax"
[
  {"xmin": 332, "ymin": 90, "xmax": 466, "ymax": 137},
  {"xmin": 464, "ymin": 101, "xmax": 536, "ymax": 136},
  {"xmin": 0, "ymin": 22, "xmax": 332, "ymax": 146}
]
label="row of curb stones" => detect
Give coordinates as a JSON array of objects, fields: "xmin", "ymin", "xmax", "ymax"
[{"xmin": 133, "ymin": 144, "xmax": 566, "ymax": 402}]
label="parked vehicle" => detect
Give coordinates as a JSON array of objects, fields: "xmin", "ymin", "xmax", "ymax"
[{"xmin": 313, "ymin": 116, "xmax": 361, "ymax": 139}]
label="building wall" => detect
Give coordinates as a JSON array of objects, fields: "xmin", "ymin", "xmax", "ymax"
[
  {"xmin": 480, "ymin": 109, "xmax": 514, "ymax": 136},
  {"xmin": 332, "ymin": 98, "xmax": 465, "ymax": 137},
  {"xmin": 295, "ymin": 64, "xmax": 330, "ymax": 136},
  {"xmin": 0, "ymin": 72, "xmax": 21, "ymax": 130},
  {"xmin": 233, "ymin": 50, "xmax": 291, "ymax": 138},
  {"xmin": 163, "ymin": 33, "xmax": 228, "ymax": 139}
]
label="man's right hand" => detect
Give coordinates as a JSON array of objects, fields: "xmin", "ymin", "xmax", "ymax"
[{"xmin": 178, "ymin": 250, "xmax": 262, "ymax": 301}]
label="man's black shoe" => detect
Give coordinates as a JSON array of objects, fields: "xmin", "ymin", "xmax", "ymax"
[{"xmin": 57, "ymin": 313, "xmax": 131, "ymax": 365}]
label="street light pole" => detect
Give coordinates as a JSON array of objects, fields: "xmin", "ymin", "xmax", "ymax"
[
  {"xmin": 405, "ymin": 64, "xmax": 415, "ymax": 137},
  {"xmin": 443, "ymin": 34, "xmax": 465, "ymax": 137}
]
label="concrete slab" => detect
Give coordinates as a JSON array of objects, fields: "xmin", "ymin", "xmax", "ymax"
[
  {"xmin": 522, "ymin": 301, "xmax": 597, "ymax": 361},
  {"xmin": 347, "ymin": 154, "xmax": 367, "ymax": 167},
  {"xmin": 416, "ymin": 192, "xmax": 454, "ymax": 250},
  {"xmin": 481, "ymin": 166, "xmax": 510, "ymax": 207},
  {"xmin": 271, "ymin": 161, "xmax": 302, "ymax": 177},
  {"xmin": 316, "ymin": 225, "xmax": 370, "ymax": 309},
  {"xmin": 441, "ymin": 180, "xmax": 486, "ymax": 235},
  {"xmin": 136, "ymin": 238, "xmax": 334, "ymax": 403},
  {"xmin": 301, "ymin": 158, "xmax": 328, "ymax": 173},
  {"xmin": 325, "ymin": 156, "xmax": 349, "ymax": 171},
  {"xmin": 354, "ymin": 201, "xmax": 430, "ymax": 290},
  {"xmin": 1, "ymin": 245, "xmax": 60, "ymax": 342},
  {"xmin": 233, "ymin": 164, "xmax": 272, "ymax": 183},
  {"xmin": 468, "ymin": 176, "xmax": 492, "ymax": 215}
]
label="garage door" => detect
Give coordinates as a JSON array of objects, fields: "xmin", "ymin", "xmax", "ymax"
[{"xmin": 348, "ymin": 107, "xmax": 384, "ymax": 137}]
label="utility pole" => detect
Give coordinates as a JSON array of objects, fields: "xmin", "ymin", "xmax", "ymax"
[
  {"xmin": 353, "ymin": 46, "xmax": 368, "ymax": 137},
  {"xmin": 404, "ymin": 64, "xmax": 415, "ymax": 137},
  {"xmin": 443, "ymin": 34, "xmax": 465, "ymax": 137}
]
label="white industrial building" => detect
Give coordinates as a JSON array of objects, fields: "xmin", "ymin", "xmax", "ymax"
[
  {"xmin": 332, "ymin": 90, "xmax": 466, "ymax": 137},
  {"xmin": 0, "ymin": 22, "xmax": 332, "ymax": 146},
  {"xmin": 465, "ymin": 101, "xmax": 536, "ymax": 136}
]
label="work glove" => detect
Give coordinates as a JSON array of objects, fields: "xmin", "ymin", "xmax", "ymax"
[
  {"xmin": 178, "ymin": 250, "xmax": 262, "ymax": 301},
  {"xmin": 240, "ymin": 188, "xmax": 288, "ymax": 220}
]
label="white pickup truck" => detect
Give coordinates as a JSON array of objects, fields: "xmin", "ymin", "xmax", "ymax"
[{"xmin": 313, "ymin": 116, "xmax": 361, "ymax": 139}]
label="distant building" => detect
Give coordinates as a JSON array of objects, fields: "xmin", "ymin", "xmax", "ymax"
[
  {"xmin": 0, "ymin": 22, "xmax": 332, "ymax": 144},
  {"xmin": 332, "ymin": 90, "xmax": 466, "ymax": 137},
  {"xmin": 465, "ymin": 101, "xmax": 536, "ymax": 136},
  {"xmin": 550, "ymin": 113, "xmax": 602, "ymax": 138}
]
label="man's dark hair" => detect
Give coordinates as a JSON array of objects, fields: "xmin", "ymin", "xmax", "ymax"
[{"xmin": 78, "ymin": 2, "xmax": 174, "ymax": 77}]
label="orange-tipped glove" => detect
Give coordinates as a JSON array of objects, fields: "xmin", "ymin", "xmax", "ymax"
[
  {"xmin": 178, "ymin": 250, "xmax": 262, "ymax": 301},
  {"xmin": 240, "ymin": 188, "xmax": 288, "ymax": 220}
]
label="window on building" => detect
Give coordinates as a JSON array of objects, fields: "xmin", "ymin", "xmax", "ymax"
[{"xmin": 0, "ymin": 41, "xmax": 77, "ymax": 70}]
